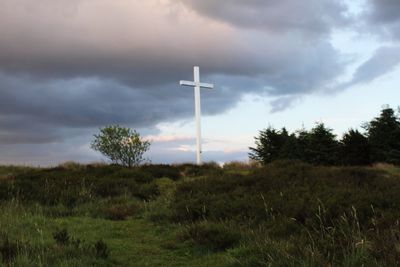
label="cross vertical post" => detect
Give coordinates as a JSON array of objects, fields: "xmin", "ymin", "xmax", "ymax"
[
  {"xmin": 194, "ymin": 67, "xmax": 202, "ymax": 165},
  {"xmin": 180, "ymin": 66, "xmax": 214, "ymax": 165}
]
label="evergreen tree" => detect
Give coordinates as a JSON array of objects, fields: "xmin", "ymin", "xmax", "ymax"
[
  {"xmin": 295, "ymin": 128, "xmax": 310, "ymax": 163},
  {"xmin": 249, "ymin": 106, "xmax": 400, "ymax": 166},
  {"xmin": 340, "ymin": 129, "xmax": 371, "ymax": 165},
  {"xmin": 279, "ymin": 133, "xmax": 302, "ymax": 160},
  {"xmin": 365, "ymin": 107, "xmax": 400, "ymax": 165},
  {"xmin": 305, "ymin": 123, "xmax": 340, "ymax": 165},
  {"xmin": 249, "ymin": 127, "xmax": 290, "ymax": 164}
]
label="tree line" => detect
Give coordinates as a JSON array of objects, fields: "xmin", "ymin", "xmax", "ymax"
[{"xmin": 249, "ymin": 106, "xmax": 400, "ymax": 166}]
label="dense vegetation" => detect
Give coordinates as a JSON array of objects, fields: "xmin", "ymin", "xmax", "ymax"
[
  {"xmin": 1, "ymin": 162, "xmax": 400, "ymax": 266},
  {"xmin": 249, "ymin": 106, "xmax": 400, "ymax": 166}
]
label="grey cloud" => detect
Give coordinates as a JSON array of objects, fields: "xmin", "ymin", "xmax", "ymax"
[
  {"xmin": 351, "ymin": 46, "xmax": 400, "ymax": 83},
  {"xmin": 0, "ymin": 0, "xmax": 354, "ymax": 164},
  {"xmin": 0, "ymin": 72, "xmax": 243, "ymax": 144},
  {"xmin": 0, "ymin": 132, "xmax": 61, "ymax": 145},
  {"xmin": 337, "ymin": 46, "xmax": 400, "ymax": 90},
  {"xmin": 368, "ymin": 0, "xmax": 400, "ymax": 24},
  {"xmin": 0, "ymin": 0, "xmax": 346, "ymax": 88},
  {"xmin": 0, "ymin": 0, "xmax": 257, "ymax": 85},
  {"xmin": 262, "ymin": 41, "xmax": 344, "ymax": 95},
  {"xmin": 0, "ymin": 138, "xmax": 101, "ymax": 166},
  {"xmin": 365, "ymin": 0, "xmax": 400, "ymax": 39},
  {"xmin": 270, "ymin": 95, "xmax": 301, "ymax": 113},
  {"xmin": 178, "ymin": 0, "xmax": 350, "ymax": 35}
]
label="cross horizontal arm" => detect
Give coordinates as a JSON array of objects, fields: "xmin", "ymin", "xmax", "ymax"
[
  {"xmin": 198, "ymin": 83, "xmax": 214, "ymax": 89},
  {"xmin": 180, "ymin": 80, "xmax": 214, "ymax": 89},
  {"xmin": 180, "ymin": 80, "xmax": 196, "ymax": 87}
]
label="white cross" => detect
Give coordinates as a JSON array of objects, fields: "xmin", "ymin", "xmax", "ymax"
[{"xmin": 180, "ymin": 66, "xmax": 214, "ymax": 165}]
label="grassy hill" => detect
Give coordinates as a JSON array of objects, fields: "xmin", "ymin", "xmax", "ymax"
[{"xmin": 0, "ymin": 161, "xmax": 400, "ymax": 266}]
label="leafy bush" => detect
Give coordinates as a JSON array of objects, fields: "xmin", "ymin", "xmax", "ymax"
[{"xmin": 91, "ymin": 125, "xmax": 150, "ymax": 167}]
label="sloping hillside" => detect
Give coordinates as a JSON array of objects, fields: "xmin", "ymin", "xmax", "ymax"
[{"xmin": 0, "ymin": 162, "xmax": 399, "ymax": 266}]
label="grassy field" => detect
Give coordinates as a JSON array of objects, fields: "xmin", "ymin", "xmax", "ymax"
[{"xmin": 0, "ymin": 161, "xmax": 400, "ymax": 266}]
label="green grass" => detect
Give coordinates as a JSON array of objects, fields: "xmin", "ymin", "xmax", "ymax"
[
  {"xmin": 1, "ymin": 162, "xmax": 400, "ymax": 266},
  {"xmin": 0, "ymin": 201, "xmax": 233, "ymax": 266},
  {"xmin": 0, "ymin": 164, "xmax": 235, "ymax": 266}
]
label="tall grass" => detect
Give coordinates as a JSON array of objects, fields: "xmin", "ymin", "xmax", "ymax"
[{"xmin": 1, "ymin": 161, "xmax": 400, "ymax": 266}]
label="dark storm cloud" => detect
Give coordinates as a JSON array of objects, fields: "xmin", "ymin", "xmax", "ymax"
[
  {"xmin": 0, "ymin": 0, "xmax": 357, "ymax": 160},
  {"xmin": 0, "ymin": 71, "xmax": 245, "ymax": 144}
]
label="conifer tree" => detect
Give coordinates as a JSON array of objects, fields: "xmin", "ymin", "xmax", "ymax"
[
  {"xmin": 305, "ymin": 123, "xmax": 340, "ymax": 165},
  {"xmin": 249, "ymin": 127, "xmax": 290, "ymax": 164},
  {"xmin": 365, "ymin": 107, "xmax": 400, "ymax": 165},
  {"xmin": 340, "ymin": 129, "xmax": 371, "ymax": 165}
]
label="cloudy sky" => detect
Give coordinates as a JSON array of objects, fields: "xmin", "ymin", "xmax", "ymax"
[{"xmin": 0, "ymin": 0, "xmax": 399, "ymax": 165}]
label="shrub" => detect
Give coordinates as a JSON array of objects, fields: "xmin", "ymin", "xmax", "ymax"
[
  {"xmin": 11, "ymin": 172, "xmax": 92, "ymax": 206},
  {"xmin": 170, "ymin": 162, "xmax": 400, "ymax": 265},
  {"xmin": 1, "ymin": 165, "xmax": 161, "ymax": 206},
  {"xmin": 178, "ymin": 221, "xmax": 240, "ymax": 251},
  {"xmin": 171, "ymin": 162, "xmax": 400, "ymax": 225}
]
